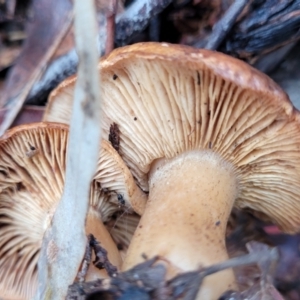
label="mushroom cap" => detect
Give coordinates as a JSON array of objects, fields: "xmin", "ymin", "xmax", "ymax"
[
  {"xmin": 99, "ymin": 42, "xmax": 300, "ymax": 233},
  {"xmin": 93, "ymin": 138, "xmax": 146, "ymax": 215},
  {"xmin": 44, "ymin": 81, "xmax": 147, "ymax": 215},
  {"xmin": 43, "ymin": 42, "xmax": 300, "ymax": 234},
  {"xmin": 43, "ymin": 76, "xmax": 76, "ymax": 124},
  {"xmin": 0, "ymin": 122, "xmax": 139, "ymax": 299}
]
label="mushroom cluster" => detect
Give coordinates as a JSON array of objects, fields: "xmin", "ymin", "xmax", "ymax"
[
  {"xmin": 0, "ymin": 122, "xmax": 144, "ymax": 299},
  {"xmin": 43, "ymin": 42, "xmax": 300, "ymax": 299}
]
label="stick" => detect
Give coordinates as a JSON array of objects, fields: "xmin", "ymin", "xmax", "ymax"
[
  {"xmin": 34, "ymin": 0, "xmax": 102, "ymax": 298},
  {"xmin": 204, "ymin": 0, "xmax": 248, "ymax": 50},
  {"xmin": 202, "ymin": 246, "xmax": 279, "ymax": 277},
  {"xmin": 90, "ymin": 235, "xmax": 118, "ymax": 277},
  {"xmin": 115, "ymin": 0, "xmax": 171, "ymax": 45}
]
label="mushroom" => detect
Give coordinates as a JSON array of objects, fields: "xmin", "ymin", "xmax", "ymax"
[
  {"xmin": 43, "ymin": 80, "xmax": 146, "ymax": 215},
  {"xmin": 42, "ymin": 42, "xmax": 300, "ymax": 299},
  {"xmin": 100, "ymin": 43, "xmax": 300, "ymax": 299},
  {"xmin": 0, "ymin": 122, "xmax": 143, "ymax": 299}
]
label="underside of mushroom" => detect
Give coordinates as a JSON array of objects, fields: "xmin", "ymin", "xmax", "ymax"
[
  {"xmin": 98, "ymin": 43, "xmax": 300, "ymax": 299},
  {"xmin": 41, "ymin": 42, "xmax": 300, "ymax": 299},
  {"xmin": 0, "ymin": 123, "xmax": 141, "ymax": 299}
]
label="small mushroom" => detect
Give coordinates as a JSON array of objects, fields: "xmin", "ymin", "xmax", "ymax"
[
  {"xmin": 0, "ymin": 122, "xmax": 143, "ymax": 299},
  {"xmin": 41, "ymin": 42, "xmax": 300, "ymax": 299},
  {"xmin": 93, "ymin": 134, "xmax": 147, "ymax": 215},
  {"xmin": 43, "ymin": 82, "xmax": 147, "ymax": 215}
]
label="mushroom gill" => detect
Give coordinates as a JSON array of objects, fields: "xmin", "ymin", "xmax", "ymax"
[{"xmin": 0, "ymin": 123, "xmax": 142, "ymax": 299}]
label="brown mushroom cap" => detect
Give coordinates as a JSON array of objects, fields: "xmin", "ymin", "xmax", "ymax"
[
  {"xmin": 0, "ymin": 123, "xmax": 140, "ymax": 299},
  {"xmin": 99, "ymin": 43, "xmax": 300, "ymax": 299},
  {"xmin": 98, "ymin": 42, "xmax": 300, "ymax": 233}
]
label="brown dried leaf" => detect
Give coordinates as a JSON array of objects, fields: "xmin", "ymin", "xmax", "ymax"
[
  {"xmin": 0, "ymin": 0, "xmax": 73, "ymax": 135},
  {"xmin": 0, "ymin": 105, "xmax": 43, "ymax": 126}
]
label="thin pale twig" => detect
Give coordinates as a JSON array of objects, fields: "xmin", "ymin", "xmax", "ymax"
[
  {"xmin": 34, "ymin": 0, "xmax": 102, "ymax": 298},
  {"xmin": 202, "ymin": 245, "xmax": 279, "ymax": 277}
]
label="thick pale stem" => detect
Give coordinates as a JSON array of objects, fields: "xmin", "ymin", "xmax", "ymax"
[
  {"xmin": 123, "ymin": 150, "xmax": 239, "ymax": 299},
  {"xmin": 84, "ymin": 211, "xmax": 122, "ymax": 281}
]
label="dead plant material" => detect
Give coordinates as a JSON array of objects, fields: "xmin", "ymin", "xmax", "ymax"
[
  {"xmin": 0, "ymin": 45, "xmax": 21, "ymax": 71},
  {"xmin": 109, "ymin": 123, "xmax": 120, "ymax": 153},
  {"xmin": 34, "ymin": 0, "xmax": 102, "ymax": 297},
  {"xmin": 90, "ymin": 235, "xmax": 118, "ymax": 278},
  {"xmin": 223, "ymin": 0, "xmax": 300, "ymax": 64},
  {"xmin": 115, "ymin": 0, "xmax": 173, "ymax": 46},
  {"xmin": 220, "ymin": 243, "xmax": 284, "ymax": 300},
  {"xmin": 67, "ymin": 242, "xmax": 282, "ymax": 300},
  {"xmin": 0, "ymin": 0, "xmax": 73, "ymax": 136},
  {"xmin": 203, "ymin": 0, "xmax": 249, "ymax": 50},
  {"xmin": 168, "ymin": 0, "xmax": 222, "ymax": 47},
  {"xmin": 0, "ymin": 0, "xmax": 173, "ymax": 128}
]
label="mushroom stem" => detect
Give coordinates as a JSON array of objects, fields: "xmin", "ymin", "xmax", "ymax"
[
  {"xmin": 85, "ymin": 210, "xmax": 122, "ymax": 280},
  {"xmin": 123, "ymin": 150, "xmax": 239, "ymax": 299}
]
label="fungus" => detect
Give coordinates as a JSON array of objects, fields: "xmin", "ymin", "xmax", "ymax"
[
  {"xmin": 100, "ymin": 43, "xmax": 300, "ymax": 299},
  {"xmin": 43, "ymin": 83, "xmax": 146, "ymax": 215},
  {"xmin": 0, "ymin": 122, "xmax": 143, "ymax": 299},
  {"xmin": 42, "ymin": 42, "xmax": 300, "ymax": 299}
]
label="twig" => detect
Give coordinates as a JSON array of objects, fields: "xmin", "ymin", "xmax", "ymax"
[
  {"xmin": 204, "ymin": 0, "xmax": 248, "ymax": 50},
  {"xmin": 34, "ymin": 0, "xmax": 102, "ymax": 299},
  {"xmin": 90, "ymin": 235, "xmax": 118, "ymax": 277},
  {"xmin": 202, "ymin": 245, "xmax": 279, "ymax": 277},
  {"xmin": 166, "ymin": 244, "xmax": 279, "ymax": 299},
  {"xmin": 115, "ymin": 0, "xmax": 172, "ymax": 46}
]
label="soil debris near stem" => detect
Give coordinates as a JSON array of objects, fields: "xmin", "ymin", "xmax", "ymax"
[{"xmin": 67, "ymin": 241, "xmax": 282, "ymax": 300}]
